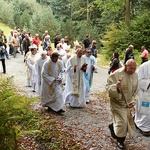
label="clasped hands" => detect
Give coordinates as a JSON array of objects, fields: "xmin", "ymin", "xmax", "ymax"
[
  {"xmin": 54, "ymin": 78, "xmax": 62, "ymax": 83},
  {"xmin": 74, "ymin": 63, "xmax": 88, "ymax": 72}
]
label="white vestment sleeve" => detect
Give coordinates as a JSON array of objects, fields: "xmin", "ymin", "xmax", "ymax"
[
  {"xmin": 65, "ymin": 59, "xmax": 75, "ymax": 76},
  {"xmin": 138, "ymin": 64, "xmax": 150, "ymax": 91},
  {"xmin": 42, "ymin": 62, "xmax": 55, "ymax": 85}
]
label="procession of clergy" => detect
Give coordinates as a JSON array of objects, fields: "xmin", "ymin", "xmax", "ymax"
[{"xmin": 25, "ymin": 36, "xmax": 96, "ymax": 113}]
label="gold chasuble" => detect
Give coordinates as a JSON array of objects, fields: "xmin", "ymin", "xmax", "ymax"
[{"xmin": 70, "ymin": 55, "xmax": 85, "ymax": 96}]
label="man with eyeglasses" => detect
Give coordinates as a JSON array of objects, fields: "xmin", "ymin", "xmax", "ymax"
[
  {"xmin": 90, "ymin": 40, "xmax": 98, "ymax": 73},
  {"xmin": 83, "ymin": 48, "xmax": 96, "ymax": 103}
]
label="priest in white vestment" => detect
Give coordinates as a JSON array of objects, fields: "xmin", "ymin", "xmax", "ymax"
[
  {"xmin": 34, "ymin": 51, "xmax": 49, "ymax": 95},
  {"xmin": 134, "ymin": 60, "xmax": 150, "ymax": 136},
  {"xmin": 62, "ymin": 53, "xmax": 72, "ymax": 85},
  {"xmin": 83, "ymin": 48, "xmax": 96, "ymax": 103},
  {"xmin": 63, "ymin": 48, "xmax": 87, "ymax": 107},
  {"xmin": 106, "ymin": 59, "xmax": 138, "ymax": 149},
  {"xmin": 26, "ymin": 44, "xmax": 39, "ymax": 89},
  {"xmin": 41, "ymin": 52, "xmax": 65, "ymax": 113}
]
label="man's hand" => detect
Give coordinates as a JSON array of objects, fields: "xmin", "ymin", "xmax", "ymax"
[
  {"xmin": 74, "ymin": 65, "xmax": 78, "ymax": 72},
  {"xmin": 116, "ymin": 80, "xmax": 121, "ymax": 88},
  {"xmin": 127, "ymin": 103, "xmax": 134, "ymax": 108},
  {"xmin": 91, "ymin": 65, "xmax": 95, "ymax": 70}
]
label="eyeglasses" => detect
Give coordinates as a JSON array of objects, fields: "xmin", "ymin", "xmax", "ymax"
[{"xmin": 87, "ymin": 52, "xmax": 91, "ymax": 54}]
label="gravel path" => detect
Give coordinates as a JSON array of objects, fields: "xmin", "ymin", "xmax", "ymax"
[{"xmin": 2, "ymin": 53, "xmax": 150, "ymax": 150}]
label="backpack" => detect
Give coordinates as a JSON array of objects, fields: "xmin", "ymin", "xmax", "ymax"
[{"xmin": 0, "ymin": 47, "xmax": 6, "ymax": 55}]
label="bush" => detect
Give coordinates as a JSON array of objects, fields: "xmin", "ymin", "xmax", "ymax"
[
  {"xmin": 0, "ymin": 76, "xmax": 36, "ymax": 149},
  {"xmin": 130, "ymin": 10, "xmax": 150, "ymax": 50},
  {"xmin": 101, "ymin": 22, "xmax": 130, "ymax": 60}
]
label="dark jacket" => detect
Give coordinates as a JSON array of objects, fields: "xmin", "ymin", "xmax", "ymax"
[{"xmin": 124, "ymin": 49, "xmax": 134, "ymax": 64}]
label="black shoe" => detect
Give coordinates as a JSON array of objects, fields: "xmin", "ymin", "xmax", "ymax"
[
  {"xmin": 117, "ymin": 142, "xmax": 126, "ymax": 150},
  {"xmin": 47, "ymin": 107, "xmax": 53, "ymax": 111},
  {"xmin": 57, "ymin": 109, "xmax": 65, "ymax": 113},
  {"xmin": 135, "ymin": 124, "xmax": 150, "ymax": 137},
  {"xmin": 32, "ymin": 90, "xmax": 36, "ymax": 92},
  {"xmin": 140, "ymin": 130, "xmax": 150, "ymax": 137},
  {"xmin": 108, "ymin": 124, "xmax": 117, "ymax": 139}
]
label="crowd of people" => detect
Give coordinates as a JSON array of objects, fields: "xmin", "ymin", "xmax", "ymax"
[
  {"xmin": 0, "ymin": 28, "xmax": 150, "ymax": 150},
  {"xmin": 0, "ymin": 29, "xmax": 97, "ymax": 111}
]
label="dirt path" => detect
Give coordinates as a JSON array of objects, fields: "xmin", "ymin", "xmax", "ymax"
[{"xmin": 2, "ymin": 53, "xmax": 150, "ymax": 150}]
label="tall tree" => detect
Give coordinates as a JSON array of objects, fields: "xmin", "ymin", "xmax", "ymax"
[{"xmin": 125, "ymin": 0, "xmax": 130, "ymax": 27}]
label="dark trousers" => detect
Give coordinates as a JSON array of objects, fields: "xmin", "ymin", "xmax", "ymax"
[
  {"xmin": 9, "ymin": 44, "xmax": 13, "ymax": 54},
  {"xmin": 141, "ymin": 58, "xmax": 148, "ymax": 64},
  {"xmin": 1, "ymin": 59, "xmax": 6, "ymax": 73},
  {"xmin": 109, "ymin": 123, "xmax": 126, "ymax": 143}
]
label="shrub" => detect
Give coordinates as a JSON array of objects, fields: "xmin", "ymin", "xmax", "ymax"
[{"xmin": 0, "ymin": 76, "xmax": 36, "ymax": 149}]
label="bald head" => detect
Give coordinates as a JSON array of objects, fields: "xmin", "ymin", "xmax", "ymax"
[{"xmin": 125, "ymin": 59, "xmax": 136, "ymax": 75}]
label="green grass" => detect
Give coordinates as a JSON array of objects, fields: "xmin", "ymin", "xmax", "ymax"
[
  {"xmin": 97, "ymin": 54, "xmax": 109, "ymax": 68},
  {"xmin": 0, "ymin": 22, "xmax": 12, "ymax": 37}
]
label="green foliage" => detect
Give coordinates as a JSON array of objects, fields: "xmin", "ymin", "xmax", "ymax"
[
  {"xmin": 19, "ymin": 10, "xmax": 32, "ymax": 30},
  {"xmin": 0, "ymin": 75, "xmax": 84, "ymax": 149},
  {"xmin": 0, "ymin": 0, "xmax": 15, "ymax": 27},
  {"xmin": 0, "ymin": 76, "xmax": 36, "ymax": 149},
  {"xmin": 101, "ymin": 22, "xmax": 130, "ymax": 59},
  {"xmin": 31, "ymin": 6, "xmax": 59, "ymax": 39},
  {"xmin": 129, "ymin": 10, "xmax": 150, "ymax": 50},
  {"xmin": 0, "ymin": 0, "xmax": 59, "ymax": 39}
]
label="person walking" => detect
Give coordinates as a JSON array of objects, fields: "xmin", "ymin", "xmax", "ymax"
[
  {"xmin": 26, "ymin": 44, "xmax": 38, "ymax": 88},
  {"xmin": 108, "ymin": 52, "xmax": 120, "ymax": 74},
  {"xmin": 34, "ymin": 51, "xmax": 49, "ymax": 95},
  {"xmin": 106, "ymin": 59, "xmax": 138, "ymax": 150},
  {"xmin": 124, "ymin": 45, "xmax": 134, "ymax": 64},
  {"xmin": 8, "ymin": 30, "xmax": 14, "ymax": 55},
  {"xmin": 140, "ymin": 46, "xmax": 148, "ymax": 64},
  {"xmin": 22, "ymin": 34, "xmax": 31, "ymax": 62},
  {"xmin": 0, "ymin": 40, "xmax": 6, "ymax": 74},
  {"xmin": 82, "ymin": 48, "xmax": 96, "ymax": 103},
  {"xmin": 82, "ymin": 34, "xmax": 91, "ymax": 49},
  {"xmin": 54, "ymin": 33, "xmax": 61, "ymax": 48},
  {"xmin": 63, "ymin": 48, "xmax": 87, "ymax": 107},
  {"xmin": 89, "ymin": 40, "xmax": 98, "ymax": 73},
  {"xmin": 134, "ymin": 60, "xmax": 150, "ymax": 137},
  {"xmin": 41, "ymin": 52, "xmax": 65, "ymax": 113},
  {"xmin": 32, "ymin": 34, "xmax": 40, "ymax": 48},
  {"xmin": 10, "ymin": 32, "xmax": 20, "ymax": 58}
]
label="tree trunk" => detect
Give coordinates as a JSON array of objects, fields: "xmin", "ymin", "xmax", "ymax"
[
  {"xmin": 87, "ymin": 0, "xmax": 90, "ymax": 20},
  {"xmin": 125, "ymin": 0, "xmax": 130, "ymax": 27}
]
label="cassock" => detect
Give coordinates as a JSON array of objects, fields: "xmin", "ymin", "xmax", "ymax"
[
  {"xmin": 106, "ymin": 67, "xmax": 138, "ymax": 138},
  {"xmin": 63, "ymin": 55, "xmax": 87, "ymax": 107},
  {"xmin": 134, "ymin": 61, "xmax": 150, "ymax": 132},
  {"xmin": 41, "ymin": 59, "xmax": 65, "ymax": 111},
  {"xmin": 26, "ymin": 53, "xmax": 39, "ymax": 87},
  {"xmin": 34, "ymin": 56, "xmax": 49, "ymax": 95}
]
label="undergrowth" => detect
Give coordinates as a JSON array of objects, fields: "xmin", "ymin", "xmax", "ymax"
[{"xmin": 0, "ymin": 75, "xmax": 83, "ymax": 150}]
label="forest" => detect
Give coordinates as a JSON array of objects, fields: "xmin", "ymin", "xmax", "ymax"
[{"xmin": 1, "ymin": 0, "xmax": 150, "ymax": 59}]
